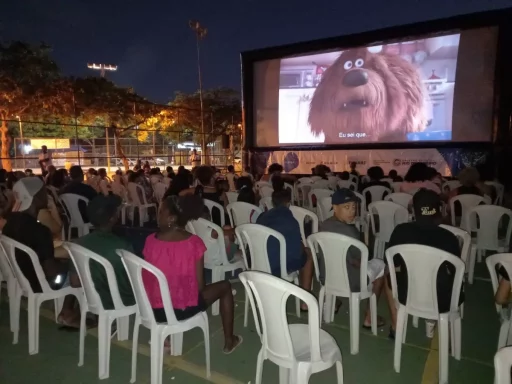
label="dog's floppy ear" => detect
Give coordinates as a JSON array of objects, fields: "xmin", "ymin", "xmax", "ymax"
[
  {"xmin": 370, "ymin": 54, "xmax": 407, "ymax": 132},
  {"xmin": 308, "ymin": 62, "xmax": 339, "ymax": 138}
]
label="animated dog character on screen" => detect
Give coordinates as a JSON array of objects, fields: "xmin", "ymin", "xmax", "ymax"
[{"xmin": 308, "ymin": 47, "xmax": 427, "ymax": 142}]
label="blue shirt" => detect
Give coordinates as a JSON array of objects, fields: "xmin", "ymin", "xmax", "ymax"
[{"xmin": 256, "ymin": 205, "xmax": 304, "ymax": 276}]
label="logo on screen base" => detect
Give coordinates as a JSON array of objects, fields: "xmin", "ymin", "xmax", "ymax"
[{"xmin": 393, "ymin": 159, "xmax": 401, "ymax": 166}]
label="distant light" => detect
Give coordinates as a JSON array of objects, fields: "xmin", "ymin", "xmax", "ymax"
[
  {"xmin": 24, "ymin": 145, "xmax": 33, "ymax": 153},
  {"xmin": 87, "ymin": 63, "xmax": 118, "ymax": 71}
]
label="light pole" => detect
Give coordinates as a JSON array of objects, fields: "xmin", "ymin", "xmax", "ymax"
[
  {"xmin": 189, "ymin": 20, "xmax": 207, "ymax": 164},
  {"xmin": 87, "ymin": 63, "xmax": 118, "ymax": 77},
  {"xmin": 16, "ymin": 116, "xmax": 25, "ymax": 169}
]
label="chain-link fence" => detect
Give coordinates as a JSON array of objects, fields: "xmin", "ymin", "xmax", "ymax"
[{"xmin": 3, "ymin": 118, "xmax": 243, "ymax": 173}]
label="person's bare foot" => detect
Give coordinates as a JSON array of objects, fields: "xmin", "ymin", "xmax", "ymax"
[{"xmin": 223, "ymin": 335, "xmax": 243, "ymax": 354}]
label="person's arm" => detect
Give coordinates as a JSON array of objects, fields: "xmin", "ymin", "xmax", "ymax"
[
  {"xmin": 496, "ymin": 274, "xmax": 511, "ymax": 305},
  {"xmin": 37, "ymin": 208, "xmax": 62, "ymax": 238},
  {"xmin": 196, "ymin": 256, "xmax": 205, "ymax": 291}
]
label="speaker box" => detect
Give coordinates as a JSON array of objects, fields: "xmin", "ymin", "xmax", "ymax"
[{"xmin": 221, "ymin": 134, "xmax": 230, "ymax": 149}]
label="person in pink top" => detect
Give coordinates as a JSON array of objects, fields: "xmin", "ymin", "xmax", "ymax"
[
  {"xmin": 400, "ymin": 162, "xmax": 441, "ymax": 195},
  {"xmin": 143, "ymin": 194, "xmax": 243, "ymax": 354}
]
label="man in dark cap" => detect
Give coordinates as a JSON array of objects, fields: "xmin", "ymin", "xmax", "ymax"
[
  {"xmin": 386, "ymin": 188, "xmax": 462, "ymax": 339},
  {"xmin": 319, "ymin": 188, "xmax": 386, "ymax": 327},
  {"xmin": 74, "ymin": 194, "xmax": 136, "ymax": 310}
]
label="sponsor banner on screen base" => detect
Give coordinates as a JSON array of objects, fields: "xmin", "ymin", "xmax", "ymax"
[{"xmin": 267, "ymin": 148, "xmax": 452, "ymax": 176}]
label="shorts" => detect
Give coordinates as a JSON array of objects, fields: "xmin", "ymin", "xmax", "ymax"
[
  {"xmin": 286, "ymin": 252, "xmax": 307, "ymax": 275},
  {"xmin": 153, "ymin": 294, "xmax": 208, "ymax": 322}
]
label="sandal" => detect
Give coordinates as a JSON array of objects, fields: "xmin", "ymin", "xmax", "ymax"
[
  {"xmin": 223, "ymin": 335, "xmax": 243, "ymax": 355},
  {"xmin": 362, "ymin": 316, "xmax": 386, "ymax": 330}
]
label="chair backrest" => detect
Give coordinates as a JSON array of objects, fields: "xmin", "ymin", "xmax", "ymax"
[
  {"xmin": 259, "ymin": 197, "xmax": 273, "ymax": 212},
  {"xmin": 466, "ymin": 205, "xmax": 512, "ymax": 251},
  {"xmin": 308, "ymin": 232, "xmax": 370, "ymax": 295},
  {"xmin": 439, "ymin": 224, "xmax": 471, "ymax": 264},
  {"xmin": 63, "ymin": 242, "xmax": 127, "ymax": 312},
  {"xmin": 0, "ymin": 236, "xmax": 16, "ymax": 283},
  {"xmin": 239, "ymin": 270, "xmax": 321, "ymax": 365},
  {"xmin": 283, "ymin": 183, "xmax": 295, "ymax": 203},
  {"xmin": 310, "ymin": 176, "xmax": 322, "ymax": 182},
  {"xmin": 311, "ymin": 180, "xmax": 331, "ymax": 190},
  {"xmin": 0, "ymin": 235, "xmax": 52, "ymax": 294},
  {"xmin": 449, "ymin": 194, "xmax": 490, "ymax": 227},
  {"xmin": 442, "ymin": 180, "xmax": 462, "ymax": 193},
  {"xmin": 368, "ymin": 201, "xmax": 409, "ymax": 241},
  {"xmin": 235, "ymin": 224, "xmax": 285, "ymax": 276},
  {"xmin": 361, "ymin": 175, "xmax": 370, "ymax": 184},
  {"xmin": 203, "ymin": 199, "xmax": 225, "ymax": 227},
  {"xmin": 384, "ymin": 192, "xmax": 413, "ymax": 209},
  {"xmin": 494, "ymin": 346, "xmax": 512, "ymax": 384},
  {"xmin": 225, "ymin": 191, "xmax": 239, "ymax": 204},
  {"xmin": 153, "ymin": 183, "xmax": 167, "ymax": 202},
  {"xmin": 289, "ymin": 205, "xmax": 319, "ymax": 246},
  {"xmin": 60, "ymin": 193, "xmax": 90, "ymax": 226},
  {"xmin": 256, "ymin": 180, "xmax": 271, "ymax": 190},
  {"xmin": 381, "ymin": 178, "xmax": 393, "ymax": 185},
  {"xmin": 297, "ymin": 177, "xmax": 313, "ymax": 184},
  {"xmin": 259, "ymin": 185, "xmax": 274, "ymax": 198},
  {"xmin": 297, "ymin": 183, "xmax": 313, "ymax": 208},
  {"xmin": 127, "ymin": 182, "xmax": 149, "ymax": 206},
  {"xmin": 317, "ymin": 196, "xmax": 333, "ymax": 222},
  {"xmin": 118, "ymin": 249, "xmax": 180, "ymax": 328},
  {"xmin": 353, "ymin": 191, "xmax": 367, "ymax": 219},
  {"xmin": 385, "ymin": 244, "xmax": 465, "ymax": 316},
  {"xmin": 348, "ymin": 174, "xmax": 359, "ymax": 185},
  {"xmin": 486, "ymin": 181, "xmax": 505, "ymax": 205},
  {"xmin": 327, "ymin": 176, "xmax": 338, "ymax": 190},
  {"xmin": 486, "ymin": 253, "xmax": 512, "ymax": 314},
  {"xmin": 189, "ymin": 218, "xmax": 228, "ymax": 266},
  {"xmin": 337, "ymin": 180, "xmax": 357, "ymax": 191},
  {"xmin": 226, "ymin": 201, "xmax": 262, "ymax": 226},
  {"xmin": 308, "ymin": 188, "xmax": 333, "ymax": 211},
  {"xmin": 362, "ymin": 185, "xmax": 391, "ymax": 204},
  {"xmin": 391, "ymin": 182, "xmax": 403, "ymax": 193}
]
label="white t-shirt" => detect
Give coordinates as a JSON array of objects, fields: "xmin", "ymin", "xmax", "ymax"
[{"xmin": 38, "ymin": 151, "xmax": 52, "ymax": 170}]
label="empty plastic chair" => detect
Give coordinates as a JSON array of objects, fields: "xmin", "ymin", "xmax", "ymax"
[
  {"xmin": 240, "ymin": 271, "xmax": 343, "ymax": 384},
  {"xmin": 203, "ymin": 199, "xmax": 226, "ymax": 227},
  {"xmin": 385, "ymin": 193, "xmax": 413, "ymax": 209},
  {"xmin": 368, "ymin": 201, "xmax": 409, "ymax": 259},
  {"xmin": 119, "ymin": 249, "xmax": 210, "ymax": 383},
  {"xmin": 486, "ymin": 181, "xmax": 505, "ymax": 206},
  {"xmin": 127, "ymin": 183, "xmax": 157, "ymax": 227},
  {"xmin": 337, "ymin": 180, "xmax": 357, "ymax": 191},
  {"xmin": 227, "ymin": 201, "xmax": 263, "ymax": 227},
  {"xmin": 449, "ymin": 194, "xmax": 490, "ymax": 229}
]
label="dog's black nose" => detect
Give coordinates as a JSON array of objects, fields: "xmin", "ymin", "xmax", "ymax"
[{"xmin": 342, "ymin": 69, "xmax": 368, "ymax": 87}]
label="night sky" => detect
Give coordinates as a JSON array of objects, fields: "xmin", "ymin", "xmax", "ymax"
[{"xmin": 3, "ymin": 0, "xmax": 510, "ymax": 103}]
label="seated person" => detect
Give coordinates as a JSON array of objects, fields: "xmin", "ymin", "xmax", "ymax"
[
  {"xmin": 339, "ymin": 171, "xmax": 350, "ymax": 181},
  {"xmin": 74, "ymin": 194, "xmax": 136, "ymax": 311},
  {"xmin": 386, "ymin": 189, "xmax": 463, "ymax": 338},
  {"xmin": 359, "ymin": 166, "xmax": 391, "ymax": 194},
  {"xmin": 388, "ymin": 169, "xmax": 403, "ymax": 182},
  {"xmin": 320, "ymin": 189, "xmax": 386, "ymax": 327},
  {"xmin": 256, "ymin": 189, "xmax": 314, "ymax": 309},
  {"xmin": 226, "ymin": 165, "xmax": 238, "ymax": 192},
  {"xmin": 494, "ymin": 265, "xmax": 512, "ymax": 306},
  {"xmin": 142, "ymin": 195, "xmax": 242, "ymax": 354},
  {"xmin": 59, "ymin": 165, "xmax": 98, "ymax": 223},
  {"xmin": 400, "ymin": 162, "xmax": 441, "ymax": 195}
]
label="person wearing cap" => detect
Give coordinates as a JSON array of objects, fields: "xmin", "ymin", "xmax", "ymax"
[
  {"xmin": 319, "ymin": 188, "xmax": 386, "ymax": 327},
  {"xmin": 3, "ymin": 177, "xmax": 67, "ymax": 294},
  {"xmin": 256, "ymin": 188, "xmax": 314, "ymax": 310},
  {"xmin": 386, "ymin": 188, "xmax": 462, "ymax": 339},
  {"xmin": 73, "ymin": 194, "xmax": 136, "ymax": 310}
]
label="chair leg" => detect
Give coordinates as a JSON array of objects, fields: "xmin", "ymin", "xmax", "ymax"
[
  {"xmin": 244, "ymin": 290, "xmax": 250, "ymax": 327},
  {"xmin": 279, "ymin": 366, "xmax": 290, "ymax": 384},
  {"xmin": 452, "ymin": 318, "xmax": 461, "ymax": 360},
  {"xmin": 27, "ymin": 297, "xmax": 41, "ymax": 355},
  {"xmin": 438, "ymin": 317, "xmax": 450, "ymax": 384},
  {"xmin": 97, "ymin": 315, "xmax": 113, "ymax": 379},
  {"xmin": 201, "ymin": 314, "xmax": 211, "ymax": 378},
  {"xmin": 170, "ymin": 333, "xmax": 183, "ymax": 356},
  {"xmin": 498, "ymin": 319, "xmax": 509, "ymax": 349},
  {"xmin": 370, "ymin": 294, "xmax": 378, "ymax": 336},
  {"xmin": 349, "ymin": 295, "xmax": 360, "ymax": 355},
  {"xmin": 294, "ymin": 277, "xmax": 300, "ymax": 319},
  {"xmin": 78, "ymin": 306, "xmax": 87, "ymax": 367},
  {"xmin": 318, "ymin": 288, "xmax": 325, "ymax": 324},
  {"xmin": 468, "ymin": 246, "xmax": 476, "ymax": 284},
  {"xmin": 117, "ymin": 316, "xmax": 130, "ymax": 341},
  {"xmin": 255, "ymin": 349, "xmax": 264, "ymax": 384},
  {"xmin": 150, "ymin": 331, "xmax": 164, "ymax": 384},
  {"xmin": 11, "ymin": 289, "xmax": 21, "ymax": 344},
  {"xmin": 412, "ymin": 316, "xmax": 419, "ymax": 328},
  {"xmin": 394, "ymin": 308, "xmax": 407, "ymax": 373},
  {"xmin": 323, "ymin": 293, "xmax": 333, "ymax": 324},
  {"xmin": 336, "ymin": 360, "xmax": 344, "ymax": 384},
  {"xmin": 130, "ymin": 315, "xmax": 141, "ymax": 383}
]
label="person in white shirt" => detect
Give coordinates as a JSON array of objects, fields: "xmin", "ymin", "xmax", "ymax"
[
  {"xmin": 226, "ymin": 165, "xmax": 238, "ymax": 191},
  {"xmin": 38, "ymin": 146, "xmax": 52, "ymax": 175}
]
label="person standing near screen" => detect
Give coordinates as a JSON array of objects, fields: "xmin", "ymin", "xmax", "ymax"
[
  {"xmin": 38, "ymin": 145, "xmax": 52, "ymax": 175},
  {"xmin": 190, "ymin": 149, "xmax": 201, "ymax": 167}
]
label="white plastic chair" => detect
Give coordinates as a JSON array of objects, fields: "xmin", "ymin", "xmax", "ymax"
[
  {"xmin": 486, "ymin": 181, "xmax": 505, "ymax": 206},
  {"xmin": 127, "ymin": 183, "xmax": 157, "ymax": 227},
  {"xmin": 153, "ymin": 183, "xmax": 167, "ymax": 203},
  {"xmin": 386, "ymin": 244, "xmax": 465, "ymax": 384},
  {"xmin": 486, "ymin": 254, "xmax": 512, "ymax": 349},
  {"xmin": 296, "ymin": 183, "xmax": 313, "ymax": 209},
  {"xmin": 1, "ymin": 236, "xmax": 82, "ymax": 355},
  {"xmin": 384, "ymin": 193, "xmax": 413, "ymax": 209},
  {"xmin": 391, "ymin": 182, "xmax": 403, "ymax": 193},
  {"xmin": 256, "ymin": 180, "xmax": 271, "ymax": 190},
  {"xmin": 308, "ymin": 189, "xmax": 333, "ymax": 215},
  {"xmin": 310, "ymin": 176, "xmax": 322, "ymax": 182},
  {"xmin": 60, "ymin": 193, "xmax": 92, "ymax": 239},
  {"xmin": 311, "ymin": 180, "xmax": 331, "ymax": 191},
  {"xmin": 235, "ymin": 224, "xmax": 301, "ymax": 327},
  {"xmin": 442, "ymin": 180, "xmax": 462, "ymax": 193},
  {"xmin": 308, "ymin": 232, "xmax": 378, "ymax": 355},
  {"xmin": 317, "ymin": 197, "xmax": 333, "ymax": 222},
  {"xmin": 362, "ymin": 185, "xmax": 391, "ymax": 206},
  {"xmin": 259, "ymin": 197, "xmax": 273, "ymax": 212},
  {"xmin": 449, "ymin": 194, "xmax": 490, "ymax": 229},
  {"xmin": 260, "ymin": 185, "xmax": 274, "ymax": 199},
  {"xmin": 439, "ymin": 224, "xmax": 473, "ymax": 285},
  {"xmin": 289, "ymin": 205, "xmax": 319, "ymax": 247},
  {"xmin": 284, "ymin": 183, "xmax": 296, "ymax": 204},
  {"xmin": 189, "ymin": 218, "xmax": 245, "ymax": 316},
  {"xmin": 368, "ymin": 201, "xmax": 409, "ymax": 259},
  {"xmin": 494, "ymin": 346, "xmax": 512, "ymax": 384},
  {"xmin": 337, "ymin": 180, "xmax": 357, "ymax": 191},
  {"xmin": 119, "ymin": 249, "xmax": 210, "ymax": 383},
  {"xmin": 225, "ymin": 191, "xmax": 239, "ymax": 204},
  {"xmin": 0, "ymin": 239, "xmax": 20, "ymax": 337},
  {"xmin": 203, "ymin": 198, "xmax": 226, "ymax": 227},
  {"xmin": 227, "ymin": 201, "xmax": 262, "ymax": 226},
  {"xmin": 240, "ymin": 271, "xmax": 344, "ymax": 384},
  {"xmin": 63, "ymin": 242, "xmax": 136, "ymax": 379},
  {"xmin": 349, "ymin": 174, "xmax": 358, "ymax": 185},
  {"xmin": 466, "ymin": 205, "xmax": 512, "ymax": 264}
]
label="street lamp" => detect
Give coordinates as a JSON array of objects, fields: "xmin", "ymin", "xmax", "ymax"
[
  {"xmin": 189, "ymin": 20, "xmax": 207, "ymax": 164},
  {"xmin": 87, "ymin": 63, "xmax": 118, "ymax": 77}
]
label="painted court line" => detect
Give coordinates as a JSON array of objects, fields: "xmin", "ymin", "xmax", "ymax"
[{"xmin": 28, "ymin": 305, "xmax": 244, "ymax": 384}]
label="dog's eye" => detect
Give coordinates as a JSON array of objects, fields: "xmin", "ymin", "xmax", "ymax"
[
  {"xmin": 343, "ymin": 61, "xmax": 353, "ymax": 70},
  {"xmin": 355, "ymin": 58, "xmax": 364, "ymax": 68}
]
